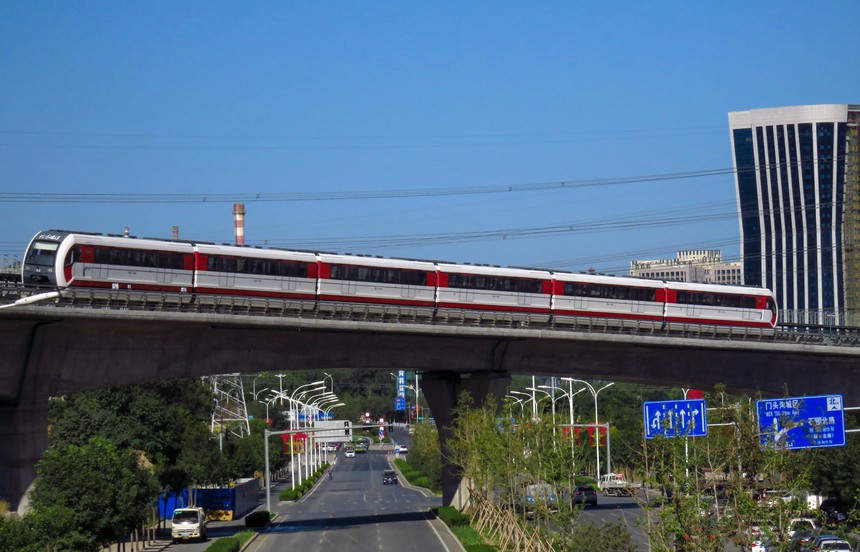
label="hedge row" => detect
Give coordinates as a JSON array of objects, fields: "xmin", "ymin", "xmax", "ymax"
[
  {"xmin": 433, "ymin": 505, "xmax": 470, "ymax": 527},
  {"xmin": 204, "ymin": 537, "xmax": 241, "ymax": 552},
  {"xmin": 277, "ymin": 463, "xmax": 331, "ymax": 501}
]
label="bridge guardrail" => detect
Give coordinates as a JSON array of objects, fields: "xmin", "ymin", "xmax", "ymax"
[{"xmin": 2, "ymin": 284, "xmax": 860, "ymax": 347}]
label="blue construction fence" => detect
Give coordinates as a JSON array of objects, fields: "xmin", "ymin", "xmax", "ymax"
[{"xmin": 158, "ymin": 478, "xmax": 261, "ymax": 521}]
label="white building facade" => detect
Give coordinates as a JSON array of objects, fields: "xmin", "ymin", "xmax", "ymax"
[
  {"xmin": 629, "ymin": 250, "xmax": 742, "ymax": 285},
  {"xmin": 728, "ymin": 104, "xmax": 860, "ymax": 324}
]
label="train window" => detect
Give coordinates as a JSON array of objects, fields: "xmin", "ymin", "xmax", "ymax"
[
  {"xmin": 28, "ymin": 241, "xmax": 59, "ymax": 266},
  {"xmin": 562, "ymin": 282, "xmax": 656, "ymax": 302},
  {"xmin": 208, "ymin": 255, "xmax": 309, "ymax": 278},
  {"xmin": 675, "ymin": 291, "xmax": 757, "ymax": 309},
  {"xmin": 91, "ymin": 246, "xmax": 185, "ymax": 270},
  {"xmin": 329, "ymin": 264, "xmax": 426, "ymax": 286},
  {"xmin": 448, "ymin": 273, "xmax": 543, "ymax": 294}
]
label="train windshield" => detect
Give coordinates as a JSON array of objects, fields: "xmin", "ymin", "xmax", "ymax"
[{"xmin": 27, "ymin": 241, "xmax": 59, "ymax": 266}]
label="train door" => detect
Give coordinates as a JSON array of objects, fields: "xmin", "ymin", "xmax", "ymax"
[
  {"xmin": 78, "ymin": 245, "xmax": 106, "ymax": 281},
  {"xmin": 219, "ymin": 272, "xmax": 236, "ymax": 288},
  {"xmin": 517, "ymin": 292, "xmax": 531, "ymax": 307},
  {"xmin": 342, "ymin": 281, "xmax": 356, "ymax": 296},
  {"xmin": 281, "ymin": 277, "xmax": 297, "ymax": 292}
]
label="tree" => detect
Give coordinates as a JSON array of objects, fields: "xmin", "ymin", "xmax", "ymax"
[{"xmin": 28, "ymin": 437, "xmax": 159, "ymax": 550}]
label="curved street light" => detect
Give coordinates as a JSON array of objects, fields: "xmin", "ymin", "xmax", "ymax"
[
  {"xmin": 504, "ymin": 395, "xmax": 526, "ymax": 417},
  {"xmin": 539, "ymin": 382, "xmax": 588, "ymax": 459},
  {"xmin": 509, "ymin": 390, "xmax": 542, "ymax": 422},
  {"xmin": 562, "ymin": 378, "xmax": 614, "ymax": 482}
]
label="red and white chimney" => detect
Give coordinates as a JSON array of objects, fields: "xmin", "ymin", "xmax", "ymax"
[{"xmin": 233, "ymin": 203, "xmax": 246, "ymax": 246}]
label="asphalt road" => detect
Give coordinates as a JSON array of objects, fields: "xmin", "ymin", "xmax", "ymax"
[{"xmin": 245, "ymin": 430, "xmax": 456, "ymax": 552}]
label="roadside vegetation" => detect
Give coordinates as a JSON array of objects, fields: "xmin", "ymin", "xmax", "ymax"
[
  {"xmin": 2, "ymin": 370, "xmax": 858, "ymax": 551},
  {"xmin": 441, "ymin": 389, "xmax": 859, "ymax": 552},
  {"xmin": 277, "ymin": 463, "xmax": 331, "ymax": 501}
]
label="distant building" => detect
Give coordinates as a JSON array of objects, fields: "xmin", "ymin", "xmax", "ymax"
[
  {"xmin": 629, "ymin": 250, "xmax": 742, "ymax": 285},
  {"xmin": 728, "ymin": 104, "xmax": 860, "ymax": 324}
]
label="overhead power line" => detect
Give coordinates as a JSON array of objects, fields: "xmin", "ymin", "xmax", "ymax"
[
  {"xmin": 0, "ymin": 153, "xmax": 847, "ymax": 204},
  {"xmin": 0, "ymin": 168, "xmax": 733, "ymax": 204}
]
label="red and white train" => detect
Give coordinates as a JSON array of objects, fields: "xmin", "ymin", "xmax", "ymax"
[{"xmin": 22, "ymin": 229, "xmax": 778, "ymax": 333}]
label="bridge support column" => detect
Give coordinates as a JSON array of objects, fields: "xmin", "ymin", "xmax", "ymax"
[
  {"xmin": 0, "ymin": 400, "xmax": 48, "ymax": 515},
  {"xmin": 421, "ymin": 371, "xmax": 510, "ymax": 510}
]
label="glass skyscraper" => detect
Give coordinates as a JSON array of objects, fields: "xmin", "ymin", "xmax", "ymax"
[{"xmin": 728, "ymin": 104, "xmax": 860, "ymax": 324}]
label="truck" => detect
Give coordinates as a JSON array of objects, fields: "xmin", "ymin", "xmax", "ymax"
[
  {"xmin": 171, "ymin": 507, "xmax": 208, "ymax": 543},
  {"xmin": 598, "ymin": 473, "xmax": 642, "ymax": 496}
]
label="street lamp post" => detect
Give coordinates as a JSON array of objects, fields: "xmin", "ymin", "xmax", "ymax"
[
  {"xmin": 539, "ymin": 382, "xmax": 588, "ymax": 458},
  {"xmin": 505, "ymin": 395, "xmax": 526, "ymax": 418},
  {"xmin": 275, "ymin": 374, "xmax": 287, "ymax": 406},
  {"xmin": 278, "ymin": 381, "xmax": 325, "ymax": 488},
  {"xmin": 527, "ymin": 387, "xmax": 560, "ymax": 446},
  {"xmin": 508, "ymin": 390, "xmax": 537, "ymax": 419},
  {"xmin": 301, "ymin": 391, "xmax": 335, "ymax": 474},
  {"xmin": 562, "ymin": 378, "xmax": 614, "ymax": 483}
]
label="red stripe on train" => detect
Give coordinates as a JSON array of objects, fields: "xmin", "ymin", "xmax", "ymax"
[
  {"xmin": 552, "ymin": 309, "xmax": 663, "ymax": 322},
  {"xmin": 437, "ymin": 302, "xmax": 549, "ymax": 314},
  {"xmin": 318, "ymin": 295, "xmax": 435, "ymax": 308},
  {"xmin": 664, "ymin": 316, "xmax": 774, "ymax": 328}
]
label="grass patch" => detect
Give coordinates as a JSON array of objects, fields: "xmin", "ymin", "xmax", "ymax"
[
  {"xmin": 431, "ymin": 505, "xmax": 498, "ymax": 551},
  {"xmin": 449, "ymin": 524, "xmax": 487, "ymax": 546}
]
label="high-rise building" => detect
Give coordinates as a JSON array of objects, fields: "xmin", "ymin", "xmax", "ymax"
[
  {"xmin": 629, "ymin": 250, "xmax": 742, "ymax": 285},
  {"xmin": 728, "ymin": 104, "xmax": 860, "ymax": 324}
]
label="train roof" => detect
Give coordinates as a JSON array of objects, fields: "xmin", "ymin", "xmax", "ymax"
[
  {"xmin": 195, "ymin": 242, "xmax": 317, "ymax": 260},
  {"xmin": 664, "ymin": 280, "xmax": 773, "ymax": 296},
  {"xmin": 435, "ymin": 262, "xmax": 551, "ymax": 278},
  {"xmin": 316, "ymin": 252, "xmax": 437, "ymax": 269}
]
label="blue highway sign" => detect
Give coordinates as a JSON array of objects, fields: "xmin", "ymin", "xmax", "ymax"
[
  {"xmin": 394, "ymin": 397, "xmax": 406, "ymax": 411},
  {"xmin": 644, "ymin": 399, "xmax": 708, "ymax": 439},
  {"xmin": 756, "ymin": 395, "xmax": 846, "ymax": 450}
]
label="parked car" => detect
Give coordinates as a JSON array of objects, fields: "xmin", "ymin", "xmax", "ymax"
[
  {"xmin": 517, "ymin": 483, "xmax": 559, "ymax": 514},
  {"xmin": 571, "ymin": 484, "xmax": 598, "ymax": 506},
  {"xmin": 803, "ymin": 534, "xmax": 851, "ymax": 551},
  {"xmin": 382, "ymin": 470, "xmax": 398, "ymax": 485},
  {"xmin": 171, "ymin": 507, "xmax": 208, "ymax": 543},
  {"xmin": 788, "ymin": 517, "xmax": 821, "ymax": 539}
]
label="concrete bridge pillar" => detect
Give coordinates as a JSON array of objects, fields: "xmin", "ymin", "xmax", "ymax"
[
  {"xmin": 421, "ymin": 371, "xmax": 510, "ymax": 509},
  {"xmin": 0, "ymin": 399, "xmax": 48, "ymax": 515}
]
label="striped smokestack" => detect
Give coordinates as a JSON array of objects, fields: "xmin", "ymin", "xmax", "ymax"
[{"xmin": 233, "ymin": 203, "xmax": 246, "ymax": 246}]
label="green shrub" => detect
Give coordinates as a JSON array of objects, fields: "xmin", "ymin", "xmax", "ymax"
[
  {"xmin": 279, "ymin": 488, "xmax": 302, "ymax": 501},
  {"xmin": 436, "ymin": 506, "xmax": 470, "ymax": 527},
  {"xmin": 234, "ymin": 530, "xmax": 256, "ymax": 546},
  {"xmin": 204, "ymin": 536, "xmax": 240, "ymax": 552},
  {"xmin": 244, "ymin": 510, "xmax": 272, "ymax": 528},
  {"xmin": 412, "ymin": 476, "xmax": 432, "ymax": 489}
]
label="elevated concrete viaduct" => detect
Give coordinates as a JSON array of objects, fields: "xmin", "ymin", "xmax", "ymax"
[{"xmin": 1, "ymin": 305, "xmax": 859, "ymax": 511}]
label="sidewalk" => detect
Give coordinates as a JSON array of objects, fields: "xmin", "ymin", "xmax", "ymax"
[{"xmin": 104, "ymin": 528, "xmax": 171, "ymax": 552}]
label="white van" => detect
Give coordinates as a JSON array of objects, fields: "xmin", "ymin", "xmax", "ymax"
[{"xmin": 171, "ymin": 507, "xmax": 208, "ymax": 543}]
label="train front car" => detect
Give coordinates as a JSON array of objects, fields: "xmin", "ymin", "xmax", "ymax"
[
  {"xmin": 663, "ymin": 281, "xmax": 777, "ymax": 335},
  {"xmin": 24, "ymin": 230, "xmax": 196, "ymax": 301},
  {"xmin": 317, "ymin": 254, "xmax": 437, "ymax": 321},
  {"xmin": 22, "ymin": 230, "xmax": 73, "ymax": 287},
  {"xmin": 435, "ymin": 263, "xmax": 552, "ymax": 326},
  {"xmin": 550, "ymin": 272, "xmax": 666, "ymax": 331}
]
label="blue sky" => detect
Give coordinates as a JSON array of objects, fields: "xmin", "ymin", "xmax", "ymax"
[{"xmin": 2, "ymin": 2, "xmax": 858, "ymax": 274}]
